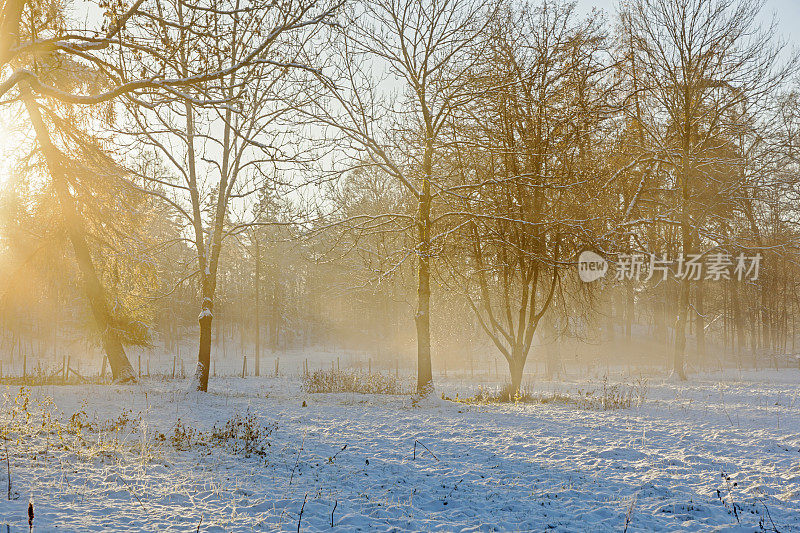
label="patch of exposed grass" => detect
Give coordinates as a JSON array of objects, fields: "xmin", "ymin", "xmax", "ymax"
[
  {"xmin": 1, "ymin": 387, "xmax": 277, "ymax": 466},
  {"xmin": 444, "ymin": 376, "xmax": 648, "ymax": 410},
  {"xmin": 301, "ymin": 369, "xmax": 408, "ymax": 395}
]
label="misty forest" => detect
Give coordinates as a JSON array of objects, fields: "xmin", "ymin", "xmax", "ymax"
[{"xmin": 1, "ymin": 0, "xmax": 800, "ymax": 530}]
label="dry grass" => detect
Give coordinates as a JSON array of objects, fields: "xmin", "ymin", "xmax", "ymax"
[
  {"xmin": 0, "ymin": 375, "xmax": 111, "ymax": 386},
  {"xmin": 1, "ymin": 387, "xmax": 277, "ymax": 466},
  {"xmin": 301, "ymin": 369, "xmax": 409, "ymax": 395},
  {"xmin": 444, "ymin": 376, "xmax": 649, "ymax": 410}
]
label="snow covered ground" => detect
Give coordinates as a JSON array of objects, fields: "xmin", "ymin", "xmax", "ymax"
[{"xmin": 1, "ymin": 369, "xmax": 799, "ymax": 532}]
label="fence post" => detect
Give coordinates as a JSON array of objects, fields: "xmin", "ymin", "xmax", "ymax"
[
  {"xmin": 172, "ymin": 355, "xmax": 176, "ymax": 379},
  {"xmin": 275, "ymin": 357, "xmax": 279, "ymax": 377},
  {"xmin": 242, "ymin": 356, "xmax": 247, "ymax": 378}
]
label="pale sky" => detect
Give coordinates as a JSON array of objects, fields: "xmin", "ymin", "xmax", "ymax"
[{"xmin": 574, "ymin": 0, "xmax": 800, "ymax": 48}]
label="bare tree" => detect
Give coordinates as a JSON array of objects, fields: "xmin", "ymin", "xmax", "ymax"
[
  {"xmin": 117, "ymin": 0, "xmax": 336, "ymax": 390},
  {"xmin": 446, "ymin": 0, "xmax": 612, "ymax": 396},
  {"xmin": 305, "ymin": 0, "xmax": 493, "ymax": 392},
  {"xmin": 622, "ymin": 0, "xmax": 796, "ymax": 379}
]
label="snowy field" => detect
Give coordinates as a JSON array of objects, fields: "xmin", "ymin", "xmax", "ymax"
[{"xmin": 1, "ymin": 370, "xmax": 799, "ymax": 532}]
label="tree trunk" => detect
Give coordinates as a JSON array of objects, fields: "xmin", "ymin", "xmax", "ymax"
[
  {"xmin": 673, "ymin": 95, "xmax": 692, "ymax": 381},
  {"xmin": 507, "ymin": 355, "xmax": 524, "ymax": 400},
  {"xmin": 761, "ymin": 293, "xmax": 770, "ymax": 354},
  {"xmin": 272, "ymin": 285, "xmax": 279, "ymax": 350},
  {"xmin": 544, "ymin": 316, "xmax": 560, "ymax": 380},
  {"xmin": 197, "ymin": 285, "xmax": 213, "ymax": 391},
  {"xmin": 215, "ymin": 310, "xmax": 221, "ymax": 349},
  {"xmin": 625, "ymin": 280, "xmax": 634, "ymax": 342},
  {"xmin": 731, "ymin": 280, "xmax": 745, "ymax": 363},
  {"xmin": 22, "ymin": 88, "xmax": 135, "ymax": 382},
  {"xmin": 655, "ymin": 282, "xmax": 666, "ymax": 345},
  {"xmin": 0, "ymin": 0, "xmax": 25, "ymax": 66},
  {"xmin": 254, "ymin": 237, "xmax": 261, "ymax": 377},
  {"xmin": 673, "ymin": 277, "xmax": 690, "ymax": 380},
  {"xmin": 415, "ymin": 150, "xmax": 433, "ymax": 393},
  {"xmin": 606, "ymin": 288, "xmax": 615, "ymax": 342},
  {"xmin": 750, "ymin": 304, "xmax": 758, "ymax": 358},
  {"xmin": 696, "ymin": 278, "xmax": 705, "ymax": 367}
]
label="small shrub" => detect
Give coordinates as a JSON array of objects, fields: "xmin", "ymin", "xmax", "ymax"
[
  {"xmin": 102, "ymin": 409, "xmax": 138, "ymax": 432},
  {"xmin": 165, "ymin": 412, "xmax": 277, "ymax": 457},
  {"xmin": 210, "ymin": 410, "xmax": 277, "ymax": 457},
  {"xmin": 302, "ymin": 369, "xmax": 407, "ymax": 395},
  {"xmin": 170, "ymin": 419, "xmax": 197, "ymax": 451},
  {"xmin": 67, "ymin": 401, "xmax": 97, "ymax": 433}
]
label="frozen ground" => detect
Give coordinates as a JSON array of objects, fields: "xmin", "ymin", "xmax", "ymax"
[{"xmin": 1, "ymin": 369, "xmax": 799, "ymax": 532}]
